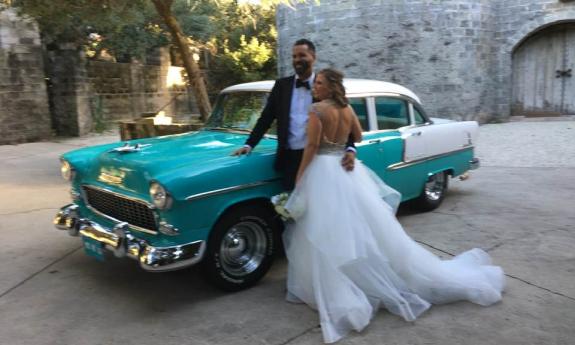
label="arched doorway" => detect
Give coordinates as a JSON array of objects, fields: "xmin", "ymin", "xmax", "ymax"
[{"xmin": 512, "ymin": 22, "xmax": 575, "ymax": 116}]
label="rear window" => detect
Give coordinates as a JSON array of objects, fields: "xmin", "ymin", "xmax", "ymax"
[
  {"xmin": 413, "ymin": 106, "xmax": 427, "ymax": 125},
  {"xmin": 374, "ymin": 97, "xmax": 409, "ymax": 130}
]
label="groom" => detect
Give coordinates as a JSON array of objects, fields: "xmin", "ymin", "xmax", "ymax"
[{"xmin": 232, "ymin": 39, "xmax": 356, "ymax": 190}]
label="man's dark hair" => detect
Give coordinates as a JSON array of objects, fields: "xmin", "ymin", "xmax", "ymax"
[{"xmin": 294, "ymin": 38, "xmax": 316, "ymax": 54}]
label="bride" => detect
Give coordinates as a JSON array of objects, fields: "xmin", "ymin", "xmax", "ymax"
[{"xmin": 283, "ymin": 68, "xmax": 505, "ymax": 343}]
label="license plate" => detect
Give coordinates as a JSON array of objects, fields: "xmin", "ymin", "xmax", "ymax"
[{"xmin": 82, "ymin": 236, "xmax": 105, "ymax": 261}]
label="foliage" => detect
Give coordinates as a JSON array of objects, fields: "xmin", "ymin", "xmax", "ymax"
[
  {"xmin": 197, "ymin": 0, "xmax": 278, "ymax": 94},
  {"xmin": 7, "ymin": 0, "xmax": 296, "ymax": 95},
  {"xmin": 9, "ymin": 0, "xmax": 167, "ymax": 61},
  {"xmin": 9, "ymin": 0, "xmax": 279, "ymax": 83}
]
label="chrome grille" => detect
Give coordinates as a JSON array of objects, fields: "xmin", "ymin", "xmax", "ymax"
[{"xmin": 82, "ymin": 185, "xmax": 157, "ymax": 231}]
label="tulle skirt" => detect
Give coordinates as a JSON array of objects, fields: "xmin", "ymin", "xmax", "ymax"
[{"xmin": 283, "ymin": 153, "xmax": 505, "ymax": 343}]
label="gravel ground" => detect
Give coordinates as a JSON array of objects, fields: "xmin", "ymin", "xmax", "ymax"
[{"xmin": 475, "ymin": 120, "xmax": 575, "ymax": 168}]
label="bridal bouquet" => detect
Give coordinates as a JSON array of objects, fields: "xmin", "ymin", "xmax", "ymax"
[
  {"xmin": 271, "ymin": 192, "xmax": 293, "ymax": 221},
  {"xmin": 271, "ymin": 192, "xmax": 306, "ymax": 222}
]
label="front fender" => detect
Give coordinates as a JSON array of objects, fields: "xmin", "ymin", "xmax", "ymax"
[{"xmin": 154, "ymin": 151, "xmax": 283, "ymax": 243}]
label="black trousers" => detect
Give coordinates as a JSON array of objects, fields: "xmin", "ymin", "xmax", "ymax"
[{"xmin": 281, "ymin": 149, "xmax": 304, "ymax": 191}]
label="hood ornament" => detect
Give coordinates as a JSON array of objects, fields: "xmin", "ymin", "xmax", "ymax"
[{"xmin": 109, "ymin": 143, "xmax": 151, "ymax": 153}]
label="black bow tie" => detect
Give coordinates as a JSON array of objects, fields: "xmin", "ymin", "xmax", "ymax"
[{"xmin": 295, "ymin": 79, "xmax": 310, "ymax": 90}]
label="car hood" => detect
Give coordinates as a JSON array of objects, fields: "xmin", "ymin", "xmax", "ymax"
[{"xmin": 65, "ymin": 130, "xmax": 278, "ymax": 196}]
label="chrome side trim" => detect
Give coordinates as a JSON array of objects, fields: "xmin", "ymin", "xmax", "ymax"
[
  {"xmin": 185, "ymin": 178, "xmax": 282, "ymax": 202},
  {"xmin": 360, "ymin": 128, "xmax": 400, "ymax": 135},
  {"xmin": 356, "ymin": 135, "xmax": 398, "ymax": 147},
  {"xmin": 387, "ymin": 146, "xmax": 475, "ymax": 171}
]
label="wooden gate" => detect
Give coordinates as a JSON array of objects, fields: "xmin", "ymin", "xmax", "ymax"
[{"xmin": 512, "ymin": 23, "xmax": 575, "ymax": 116}]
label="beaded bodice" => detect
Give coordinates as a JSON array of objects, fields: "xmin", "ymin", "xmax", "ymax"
[
  {"xmin": 318, "ymin": 139, "xmax": 346, "ymax": 155},
  {"xmin": 311, "ymin": 100, "xmax": 348, "ymax": 155}
]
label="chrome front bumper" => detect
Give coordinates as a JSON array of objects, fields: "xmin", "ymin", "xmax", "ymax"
[{"xmin": 54, "ymin": 204, "xmax": 205, "ymax": 272}]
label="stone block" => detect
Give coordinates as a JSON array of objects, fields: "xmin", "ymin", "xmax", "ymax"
[{"xmin": 279, "ymin": 0, "xmax": 575, "ymax": 120}]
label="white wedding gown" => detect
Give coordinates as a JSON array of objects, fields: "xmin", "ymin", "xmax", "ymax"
[{"xmin": 283, "ymin": 143, "xmax": 505, "ymax": 343}]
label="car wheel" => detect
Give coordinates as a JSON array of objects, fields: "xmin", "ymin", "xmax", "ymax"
[
  {"xmin": 202, "ymin": 204, "xmax": 280, "ymax": 291},
  {"xmin": 412, "ymin": 171, "xmax": 449, "ymax": 211}
]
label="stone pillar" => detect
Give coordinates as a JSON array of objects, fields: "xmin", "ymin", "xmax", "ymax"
[
  {"xmin": 45, "ymin": 42, "xmax": 93, "ymax": 136},
  {"xmin": 0, "ymin": 9, "xmax": 52, "ymax": 144}
]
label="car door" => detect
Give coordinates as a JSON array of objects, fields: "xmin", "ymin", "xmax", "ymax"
[
  {"xmin": 371, "ymin": 96, "xmax": 423, "ymax": 200},
  {"xmin": 400, "ymin": 103, "xmax": 428, "ymax": 162},
  {"xmin": 406, "ymin": 104, "xmax": 477, "ymax": 161},
  {"xmin": 353, "ymin": 96, "xmax": 402, "ymax": 181},
  {"xmin": 349, "ymin": 97, "xmax": 381, "ymax": 171}
]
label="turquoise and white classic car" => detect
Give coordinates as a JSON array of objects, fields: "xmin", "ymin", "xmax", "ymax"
[{"xmin": 54, "ymin": 79, "xmax": 480, "ymax": 291}]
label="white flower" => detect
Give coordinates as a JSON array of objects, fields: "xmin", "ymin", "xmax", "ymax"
[
  {"xmin": 271, "ymin": 192, "xmax": 294, "ymax": 221},
  {"xmin": 88, "ymin": 33, "xmax": 102, "ymax": 41}
]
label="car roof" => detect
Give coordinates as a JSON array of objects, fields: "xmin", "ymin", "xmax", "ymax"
[{"xmin": 221, "ymin": 78, "xmax": 421, "ymax": 104}]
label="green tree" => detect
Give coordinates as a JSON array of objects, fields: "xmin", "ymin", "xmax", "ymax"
[
  {"xmin": 10, "ymin": 0, "xmax": 165, "ymax": 61},
  {"xmin": 202, "ymin": 0, "xmax": 278, "ymax": 94},
  {"xmin": 151, "ymin": 0, "xmax": 212, "ymax": 120},
  {"xmin": 6, "ymin": 0, "xmax": 303, "ymax": 121}
]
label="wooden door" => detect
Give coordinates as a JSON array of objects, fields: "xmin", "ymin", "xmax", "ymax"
[
  {"xmin": 512, "ymin": 23, "xmax": 575, "ymax": 116},
  {"xmin": 564, "ymin": 28, "xmax": 575, "ymax": 114}
]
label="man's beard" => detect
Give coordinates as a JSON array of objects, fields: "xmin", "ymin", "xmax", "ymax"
[{"xmin": 294, "ymin": 61, "xmax": 310, "ymax": 76}]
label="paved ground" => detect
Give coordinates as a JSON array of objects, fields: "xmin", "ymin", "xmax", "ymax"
[{"xmin": 0, "ymin": 121, "xmax": 574, "ymax": 345}]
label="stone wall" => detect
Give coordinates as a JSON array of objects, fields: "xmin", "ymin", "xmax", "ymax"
[
  {"xmin": 87, "ymin": 56, "xmax": 196, "ymax": 126},
  {"xmin": 46, "ymin": 46, "xmax": 197, "ymax": 137},
  {"xmin": 44, "ymin": 43, "xmax": 93, "ymax": 137},
  {"xmin": 0, "ymin": 9, "xmax": 51, "ymax": 144},
  {"xmin": 277, "ymin": 0, "xmax": 575, "ymax": 122},
  {"xmin": 0, "ymin": 9, "xmax": 197, "ymax": 143}
]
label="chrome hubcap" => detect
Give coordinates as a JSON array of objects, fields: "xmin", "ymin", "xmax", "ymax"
[
  {"xmin": 424, "ymin": 172, "xmax": 446, "ymax": 201},
  {"xmin": 220, "ymin": 221, "xmax": 267, "ymax": 276}
]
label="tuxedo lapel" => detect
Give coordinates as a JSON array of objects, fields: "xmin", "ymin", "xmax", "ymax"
[
  {"xmin": 278, "ymin": 76, "xmax": 295, "ymax": 148},
  {"xmin": 282, "ymin": 76, "xmax": 295, "ymax": 117}
]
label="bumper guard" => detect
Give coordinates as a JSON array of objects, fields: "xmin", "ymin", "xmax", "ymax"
[{"xmin": 54, "ymin": 204, "xmax": 205, "ymax": 272}]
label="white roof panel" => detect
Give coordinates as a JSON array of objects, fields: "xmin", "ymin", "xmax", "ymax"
[{"xmin": 221, "ymin": 78, "xmax": 421, "ymax": 104}]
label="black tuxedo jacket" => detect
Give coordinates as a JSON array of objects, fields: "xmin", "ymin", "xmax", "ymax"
[
  {"xmin": 245, "ymin": 75, "xmax": 355, "ymax": 171},
  {"xmin": 245, "ymin": 75, "xmax": 294, "ymax": 171}
]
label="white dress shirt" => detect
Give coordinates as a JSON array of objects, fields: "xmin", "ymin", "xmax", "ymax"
[{"xmin": 288, "ymin": 74, "xmax": 314, "ymax": 150}]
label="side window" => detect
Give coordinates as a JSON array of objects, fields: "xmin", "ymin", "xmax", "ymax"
[
  {"xmin": 413, "ymin": 106, "xmax": 427, "ymax": 125},
  {"xmin": 348, "ymin": 97, "xmax": 369, "ymax": 131},
  {"xmin": 374, "ymin": 97, "xmax": 409, "ymax": 130}
]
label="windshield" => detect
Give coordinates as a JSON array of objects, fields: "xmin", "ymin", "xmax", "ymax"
[{"xmin": 205, "ymin": 91, "xmax": 275, "ymax": 133}]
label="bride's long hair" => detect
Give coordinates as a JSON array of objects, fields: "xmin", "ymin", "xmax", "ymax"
[{"xmin": 319, "ymin": 68, "xmax": 348, "ymax": 108}]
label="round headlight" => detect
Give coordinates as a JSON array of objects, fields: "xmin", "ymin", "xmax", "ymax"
[
  {"xmin": 60, "ymin": 159, "xmax": 75, "ymax": 181},
  {"xmin": 149, "ymin": 182, "xmax": 172, "ymax": 209}
]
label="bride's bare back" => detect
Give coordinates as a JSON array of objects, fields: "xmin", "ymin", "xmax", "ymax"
[
  {"xmin": 295, "ymin": 99, "xmax": 363, "ymax": 184},
  {"xmin": 310, "ymin": 100, "xmax": 363, "ymax": 146}
]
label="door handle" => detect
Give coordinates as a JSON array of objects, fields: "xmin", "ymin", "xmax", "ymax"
[
  {"xmin": 556, "ymin": 69, "xmax": 572, "ymax": 78},
  {"xmin": 411, "ymin": 131, "xmax": 422, "ymax": 137},
  {"xmin": 368, "ymin": 139, "xmax": 382, "ymax": 143}
]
